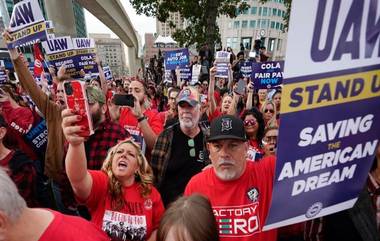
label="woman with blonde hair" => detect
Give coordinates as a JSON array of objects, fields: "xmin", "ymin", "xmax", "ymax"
[
  {"xmin": 260, "ymin": 100, "xmax": 278, "ymax": 128},
  {"xmin": 62, "ymin": 108, "xmax": 164, "ymax": 241}
]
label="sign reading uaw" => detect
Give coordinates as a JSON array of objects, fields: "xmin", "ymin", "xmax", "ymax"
[
  {"xmin": 8, "ymin": 0, "xmax": 48, "ymax": 48},
  {"xmin": 264, "ymin": 0, "xmax": 380, "ymax": 230}
]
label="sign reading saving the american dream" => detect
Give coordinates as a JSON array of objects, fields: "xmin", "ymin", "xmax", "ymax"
[
  {"xmin": 42, "ymin": 37, "xmax": 98, "ymax": 79},
  {"xmin": 215, "ymin": 51, "xmax": 230, "ymax": 78},
  {"xmin": 252, "ymin": 61, "xmax": 284, "ymax": 89},
  {"xmin": 263, "ymin": 0, "xmax": 380, "ymax": 231},
  {"xmin": 164, "ymin": 49, "xmax": 190, "ymax": 70},
  {"xmin": 8, "ymin": 0, "xmax": 48, "ymax": 48}
]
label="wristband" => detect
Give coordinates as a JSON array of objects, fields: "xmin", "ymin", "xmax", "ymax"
[{"xmin": 137, "ymin": 115, "xmax": 147, "ymax": 122}]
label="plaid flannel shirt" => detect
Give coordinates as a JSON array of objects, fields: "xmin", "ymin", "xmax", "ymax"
[
  {"xmin": 85, "ymin": 119, "xmax": 129, "ymax": 170},
  {"xmin": 150, "ymin": 121, "xmax": 210, "ymax": 188}
]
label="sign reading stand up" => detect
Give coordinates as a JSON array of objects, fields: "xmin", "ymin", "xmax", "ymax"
[
  {"xmin": 264, "ymin": 0, "xmax": 380, "ymax": 231},
  {"xmin": 8, "ymin": 0, "xmax": 48, "ymax": 48}
]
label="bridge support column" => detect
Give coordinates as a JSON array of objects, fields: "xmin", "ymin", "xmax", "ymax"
[{"xmin": 45, "ymin": 0, "xmax": 77, "ymax": 37}]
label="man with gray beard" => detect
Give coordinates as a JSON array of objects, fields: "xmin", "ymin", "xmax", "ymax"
[
  {"xmin": 185, "ymin": 115, "xmax": 277, "ymax": 241},
  {"xmin": 151, "ymin": 86, "xmax": 210, "ymax": 207}
]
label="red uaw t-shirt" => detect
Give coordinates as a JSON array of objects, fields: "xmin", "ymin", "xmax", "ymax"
[
  {"xmin": 185, "ymin": 157, "xmax": 277, "ymax": 241},
  {"xmin": 39, "ymin": 210, "xmax": 109, "ymax": 241},
  {"xmin": 119, "ymin": 108, "xmax": 163, "ymax": 135},
  {"xmin": 82, "ymin": 171, "xmax": 165, "ymax": 241}
]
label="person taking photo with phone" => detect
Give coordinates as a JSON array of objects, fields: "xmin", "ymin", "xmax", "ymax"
[{"xmin": 62, "ymin": 108, "xmax": 164, "ymax": 240}]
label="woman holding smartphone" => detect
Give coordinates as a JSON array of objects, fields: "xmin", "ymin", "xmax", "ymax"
[{"xmin": 62, "ymin": 108, "xmax": 164, "ymax": 241}]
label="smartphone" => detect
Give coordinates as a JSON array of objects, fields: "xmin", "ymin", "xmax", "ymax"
[
  {"xmin": 63, "ymin": 80, "xmax": 94, "ymax": 137},
  {"xmin": 113, "ymin": 94, "xmax": 135, "ymax": 107},
  {"xmin": 235, "ymin": 78, "xmax": 247, "ymax": 95}
]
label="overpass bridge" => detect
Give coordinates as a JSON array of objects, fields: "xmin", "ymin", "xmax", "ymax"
[{"xmin": 45, "ymin": 0, "xmax": 141, "ymax": 75}]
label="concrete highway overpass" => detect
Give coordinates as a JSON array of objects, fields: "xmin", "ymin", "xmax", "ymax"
[{"xmin": 45, "ymin": 0, "xmax": 141, "ymax": 75}]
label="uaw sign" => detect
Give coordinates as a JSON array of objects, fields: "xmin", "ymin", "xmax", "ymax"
[
  {"xmin": 252, "ymin": 61, "xmax": 284, "ymax": 89},
  {"xmin": 215, "ymin": 51, "xmax": 230, "ymax": 78},
  {"xmin": 72, "ymin": 38, "xmax": 99, "ymax": 76},
  {"xmin": 164, "ymin": 49, "xmax": 189, "ymax": 70},
  {"xmin": 103, "ymin": 65, "xmax": 113, "ymax": 81},
  {"xmin": 264, "ymin": 0, "xmax": 380, "ymax": 231},
  {"xmin": 42, "ymin": 36, "xmax": 78, "ymax": 77},
  {"xmin": 45, "ymin": 20, "xmax": 55, "ymax": 39},
  {"xmin": 43, "ymin": 37, "xmax": 98, "ymax": 79},
  {"xmin": 8, "ymin": 0, "xmax": 47, "ymax": 48}
]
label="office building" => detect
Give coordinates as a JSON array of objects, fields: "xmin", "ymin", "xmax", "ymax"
[
  {"xmin": 217, "ymin": 0, "xmax": 288, "ymax": 60},
  {"xmin": 156, "ymin": 12, "xmax": 184, "ymax": 37},
  {"xmin": 90, "ymin": 33, "xmax": 127, "ymax": 77},
  {"xmin": 143, "ymin": 33, "xmax": 179, "ymax": 65}
]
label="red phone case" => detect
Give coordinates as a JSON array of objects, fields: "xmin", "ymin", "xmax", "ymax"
[{"xmin": 64, "ymin": 80, "xmax": 94, "ymax": 137}]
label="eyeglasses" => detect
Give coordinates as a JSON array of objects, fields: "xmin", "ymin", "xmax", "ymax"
[
  {"xmin": 244, "ymin": 119, "xmax": 257, "ymax": 126},
  {"xmin": 264, "ymin": 109, "xmax": 274, "ymax": 114},
  {"xmin": 188, "ymin": 139, "xmax": 196, "ymax": 157}
]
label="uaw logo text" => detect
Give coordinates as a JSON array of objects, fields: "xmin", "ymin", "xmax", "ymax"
[{"xmin": 213, "ymin": 203, "xmax": 260, "ymax": 237}]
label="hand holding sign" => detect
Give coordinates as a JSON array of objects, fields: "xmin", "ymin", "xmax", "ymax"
[
  {"xmin": 8, "ymin": 0, "xmax": 48, "ymax": 48},
  {"xmin": 57, "ymin": 64, "xmax": 68, "ymax": 80},
  {"xmin": 2, "ymin": 30, "xmax": 20, "ymax": 60}
]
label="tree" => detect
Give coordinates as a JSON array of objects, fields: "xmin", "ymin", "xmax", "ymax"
[
  {"xmin": 129, "ymin": 0, "xmax": 250, "ymax": 57},
  {"xmin": 129, "ymin": 0, "xmax": 292, "ymax": 58}
]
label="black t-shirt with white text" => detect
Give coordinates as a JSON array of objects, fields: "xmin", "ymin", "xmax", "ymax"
[{"xmin": 159, "ymin": 124, "xmax": 206, "ymax": 206}]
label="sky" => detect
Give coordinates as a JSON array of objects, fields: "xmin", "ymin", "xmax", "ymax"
[{"xmin": 84, "ymin": 1, "xmax": 156, "ymax": 45}]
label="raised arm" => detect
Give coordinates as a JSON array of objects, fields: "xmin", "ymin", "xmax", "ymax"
[
  {"xmin": 95, "ymin": 56, "xmax": 108, "ymax": 95},
  {"xmin": 62, "ymin": 108, "xmax": 93, "ymax": 201},
  {"xmin": 246, "ymin": 81, "xmax": 254, "ymax": 110},
  {"xmin": 227, "ymin": 88, "xmax": 240, "ymax": 116},
  {"xmin": 227, "ymin": 64, "xmax": 234, "ymax": 90},
  {"xmin": 3, "ymin": 30, "xmax": 55, "ymax": 118},
  {"xmin": 207, "ymin": 67, "xmax": 217, "ymax": 117}
]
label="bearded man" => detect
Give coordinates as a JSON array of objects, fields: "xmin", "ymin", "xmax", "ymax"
[{"xmin": 151, "ymin": 86, "xmax": 210, "ymax": 207}]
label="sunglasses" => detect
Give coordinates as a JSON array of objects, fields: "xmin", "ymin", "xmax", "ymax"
[
  {"xmin": 188, "ymin": 139, "xmax": 196, "ymax": 157},
  {"xmin": 264, "ymin": 109, "xmax": 274, "ymax": 114},
  {"xmin": 244, "ymin": 119, "xmax": 257, "ymax": 126}
]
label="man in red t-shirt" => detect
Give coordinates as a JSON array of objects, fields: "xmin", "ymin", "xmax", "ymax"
[
  {"xmin": 185, "ymin": 114, "xmax": 277, "ymax": 241},
  {"xmin": 0, "ymin": 168, "xmax": 109, "ymax": 241},
  {"xmin": 118, "ymin": 80, "xmax": 163, "ymax": 151}
]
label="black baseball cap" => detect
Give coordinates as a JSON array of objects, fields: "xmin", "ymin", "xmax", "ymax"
[{"xmin": 207, "ymin": 115, "xmax": 247, "ymax": 142}]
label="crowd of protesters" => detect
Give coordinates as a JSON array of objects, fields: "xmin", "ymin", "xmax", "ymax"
[{"xmin": 0, "ymin": 27, "xmax": 379, "ymax": 241}]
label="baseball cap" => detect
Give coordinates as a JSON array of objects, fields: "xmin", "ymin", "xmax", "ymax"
[
  {"xmin": 207, "ymin": 115, "xmax": 247, "ymax": 142},
  {"xmin": 86, "ymin": 85, "xmax": 106, "ymax": 105},
  {"xmin": 176, "ymin": 87, "xmax": 200, "ymax": 107}
]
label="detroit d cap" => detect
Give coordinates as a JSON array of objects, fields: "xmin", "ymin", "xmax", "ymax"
[{"xmin": 207, "ymin": 115, "xmax": 247, "ymax": 142}]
